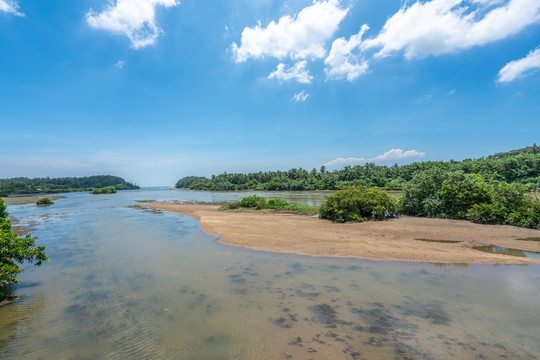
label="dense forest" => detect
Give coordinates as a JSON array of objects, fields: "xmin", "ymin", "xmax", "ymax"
[
  {"xmin": 0, "ymin": 175, "xmax": 139, "ymax": 196},
  {"xmin": 176, "ymin": 145, "xmax": 540, "ymax": 191}
]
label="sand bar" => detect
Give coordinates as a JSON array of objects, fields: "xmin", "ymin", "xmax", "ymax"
[{"xmin": 145, "ymin": 203, "xmax": 540, "ymax": 264}]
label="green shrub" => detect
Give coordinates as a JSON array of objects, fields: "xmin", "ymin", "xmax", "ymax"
[
  {"xmin": 1, "ymin": 197, "xmax": 48, "ymax": 301},
  {"xmin": 36, "ymin": 198, "xmax": 53, "ymax": 206},
  {"xmin": 221, "ymin": 195, "xmax": 317, "ymax": 215},
  {"xmin": 266, "ymin": 198, "xmax": 290, "ymax": 209},
  {"xmin": 400, "ymin": 169, "xmax": 540, "ymax": 229},
  {"xmin": 506, "ymin": 199, "xmax": 540, "ymax": 229},
  {"xmin": 238, "ymin": 195, "xmax": 267, "ymax": 209},
  {"xmin": 319, "ymin": 186, "xmax": 397, "ymax": 223},
  {"xmin": 467, "ymin": 202, "xmax": 508, "ymax": 224},
  {"xmin": 400, "ymin": 169, "xmax": 491, "ymax": 218}
]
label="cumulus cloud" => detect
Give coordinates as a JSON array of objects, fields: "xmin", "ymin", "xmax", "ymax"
[
  {"xmin": 497, "ymin": 46, "xmax": 540, "ymax": 82},
  {"xmin": 325, "ymin": 24, "xmax": 370, "ymax": 81},
  {"xmin": 0, "ymin": 0, "xmax": 23, "ymax": 16},
  {"xmin": 86, "ymin": 0, "xmax": 179, "ymax": 49},
  {"xmin": 362, "ymin": 0, "xmax": 540, "ymax": 59},
  {"xmin": 268, "ymin": 61, "xmax": 313, "ymax": 83},
  {"xmin": 292, "ymin": 90, "xmax": 310, "ymax": 102},
  {"xmin": 231, "ymin": 0, "xmax": 349, "ymax": 62},
  {"xmin": 114, "ymin": 60, "xmax": 125, "ymax": 69},
  {"xmin": 324, "ymin": 149, "xmax": 426, "ymax": 167}
]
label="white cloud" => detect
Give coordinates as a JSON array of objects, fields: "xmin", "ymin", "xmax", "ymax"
[
  {"xmin": 325, "ymin": 24, "xmax": 370, "ymax": 81},
  {"xmin": 324, "ymin": 149, "xmax": 426, "ymax": 167},
  {"xmin": 114, "ymin": 60, "xmax": 125, "ymax": 69},
  {"xmin": 362, "ymin": 0, "xmax": 540, "ymax": 59},
  {"xmin": 0, "ymin": 0, "xmax": 23, "ymax": 16},
  {"xmin": 268, "ymin": 61, "xmax": 313, "ymax": 83},
  {"xmin": 232, "ymin": 0, "xmax": 349, "ymax": 62},
  {"xmin": 370, "ymin": 149, "xmax": 426, "ymax": 162},
  {"xmin": 86, "ymin": 0, "xmax": 179, "ymax": 49},
  {"xmin": 292, "ymin": 90, "xmax": 310, "ymax": 102},
  {"xmin": 497, "ymin": 46, "xmax": 540, "ymax": 82}
]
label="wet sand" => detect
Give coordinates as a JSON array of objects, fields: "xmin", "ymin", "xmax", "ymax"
[{"xmin": 145, "ymin": 203, "xmax": 540, "ymax": 264}]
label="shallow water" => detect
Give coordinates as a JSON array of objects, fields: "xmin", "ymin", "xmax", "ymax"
[
  {"xmin": 474, "ymin": 245, "xmax": 540, "ymax": 260},
  {"xmin": 1, "ymin": 189, "xmax": 539, "ymax": 359}
]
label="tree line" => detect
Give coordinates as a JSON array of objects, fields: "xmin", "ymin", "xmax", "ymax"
[
  {"xmin": 176, "ymin": 145, "xmax": 540, "ymax": 191},
  {"xmin": 0, "ymin": 175, "xmax": 139, "ymax": 197}
]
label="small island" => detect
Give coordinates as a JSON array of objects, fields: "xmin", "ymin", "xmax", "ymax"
[
  {"xmin": 143, "ymin": 202, "xmax": 540, "ymax": 265},
  {"xmin": 36, "ymin": 198, "xmax": 54, "ymax": 206},
  {"xmin": 92, "ymin": 186, "xmax": 117, "ymax": 194}
]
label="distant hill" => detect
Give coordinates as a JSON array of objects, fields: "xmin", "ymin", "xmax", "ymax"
[
  {"xmin": 0, "ymin": 175, "xmax": 139, "ymax": 197},
  {"xmin": 176, "ymin": 144, "xmax": 540, "ymax": 191},
  {"xmin": 488, "ymin": 144, "xmax": 539, "ymax": 158}
]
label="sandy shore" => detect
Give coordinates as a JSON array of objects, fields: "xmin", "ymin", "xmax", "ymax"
[{"xmin": 144, "ymin": 203, "xmax": 540, "ymax": 264}]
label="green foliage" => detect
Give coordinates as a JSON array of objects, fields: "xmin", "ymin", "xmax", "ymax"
[
  {"xmin": 238, "ymin": 195, "xmax": 267, "ymax": 209},
  {"xmin": 36, "ymin": 198, "xmax": 54, "ymax": 206},
  {"xmin": 175, "ymin": 145, "xmax": 540, "ymax": 192},
  {"xmin": 507, "ymin": 199, "xmax": 540, "ymax": 229},
  {"xmin": 92, "ymin": 186, "xmax": 117, "ymax": 194},
  {"xmin": 488, "ymin": 143, "xmax": 539, "ymax": 158},
  {"xmin": 221, "ymin": 195, "xmax": 317, "ymax": 214},
  {"xmin": 400, "ymin": 169, "xmax": 540, "ymax": 229},
  {"xmin": 400, "ymin": 169, "xmax": 491, "ymax": 218},
  {"xmin": 0, "ymin": 175, "xmax": 139, "ymax": 196},
  {"xmin": 319, "ymin": 186, "xmax": 397, "ymax": 223},
  {"xmin": 1, "ymin": 197, "xmax": 49, "ymax": 301},
  {"xmin": 175, "ymin": 176, "xmax": 209, "ymax": 188}
]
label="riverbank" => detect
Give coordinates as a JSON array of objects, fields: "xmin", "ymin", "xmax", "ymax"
[{"xmin": 144, "ymin": 203, "xmax": 540, "ymax": 264}]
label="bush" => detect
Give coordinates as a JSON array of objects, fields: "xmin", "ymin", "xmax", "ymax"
[
  {"xmin": 221, "ymin": 195, "xmax": 318, "ymax": 215},
  {"xmin": 266, "ymin": 198, "xmax": 290, "ymax": 209},
  {"xmin": 400, "ymin": 169, "xmax": 540, "ymax": 229},
  {"xmin": 467, "ymin": 202, "xmax": 508, "ymax": 224},
  {"xmin": 238, "ymin": 195, "xmax": 267, "ymax": 209},
  {"xmin": 400, "ymin": 169, "xmax": 490, "ymax": 218},
  {"xmin": 36, "ymin": 198, "xmax": 54, "ymax": 206},
  {"xmin": 1, "ymin": 197, "xmax": 48, "ymax": 301},
  {"xmin": 506, "ymin": 199, "xmax": 540, "ymax": 229},
  {"xmin": 319, "ymin": 186, "xmax": 397, "ymax": 223}
]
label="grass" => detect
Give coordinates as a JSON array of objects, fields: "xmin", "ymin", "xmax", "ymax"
[
  {"xmin": 3, "ymin": 195, "xmax": 65, "ymax": 205},
  {"xmin": 220, "ymin": 195, "xmax": 319, "ymax": 216}
]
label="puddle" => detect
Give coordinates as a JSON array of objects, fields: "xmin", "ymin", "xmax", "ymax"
[
  {"xmin": 516, "ymin": 237, "xmax": 540, "ymax": 242},
  {"xmin": 474, "ymin": 246, "xmax": 540, "ymax": 259},
  {"xmin": 415, "ymin": 238, "xmax": 462, "ymax": 244}
]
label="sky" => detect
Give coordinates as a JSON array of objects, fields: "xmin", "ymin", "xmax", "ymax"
[{"xmin": 0, "ymin": 0, "xmax": 539, "ymax": 186}]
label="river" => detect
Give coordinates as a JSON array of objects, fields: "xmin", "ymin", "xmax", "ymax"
[{"xmin": 1, "ymin": 188, "xmax": 539, "ymax": 359}]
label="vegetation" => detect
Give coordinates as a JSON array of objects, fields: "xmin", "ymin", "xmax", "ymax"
[
  {"xmin": 400, "ymin": 169, "xmax": 540, "ymax": 229},
  {"xmin": 92, "ymin": 186, "xmax": 117, "ymax": 194},
  {"xmin": 36, "ymin": 198, "xmax": 54, "ymax": 206},
  {"xmin": 220, "ymin": 195, "xmax": 318, "ymax": 215},
  {"xmin": 0, "ymin": 175, "xmax": 139, "ymax": 196},
  {"xmin": 175, "ymin": 176, "xmax": 209, "ymax": 189},
  {"xmin": 1, "ymin": 197, "xmax": 49, "ymax": 302},
  {"xmin": 319, "ymin": 186, "xmax": 397, "ymax": 223},
  {"xmin": 175, "ymin": 145, "xmax": 540, "ymax": 192}
]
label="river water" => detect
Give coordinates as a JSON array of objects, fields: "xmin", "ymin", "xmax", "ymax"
[{"xmin": 1, "ymin": 189, "xmax": 539, "ymax": 359}]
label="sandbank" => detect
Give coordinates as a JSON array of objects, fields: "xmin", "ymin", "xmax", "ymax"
[{"xmin": 144, "ymin": 203, "xmax": 540, "ymax": 264}]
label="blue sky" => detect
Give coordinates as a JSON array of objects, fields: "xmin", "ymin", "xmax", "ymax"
[{"xmin": 1, "ymin": 0, "xmax": 539, "ymax": 186}]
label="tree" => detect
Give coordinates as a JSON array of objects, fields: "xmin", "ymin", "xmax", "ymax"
[{"xmin": 1, "ymin": 197, "xmax": 48, "ymax": 302}]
